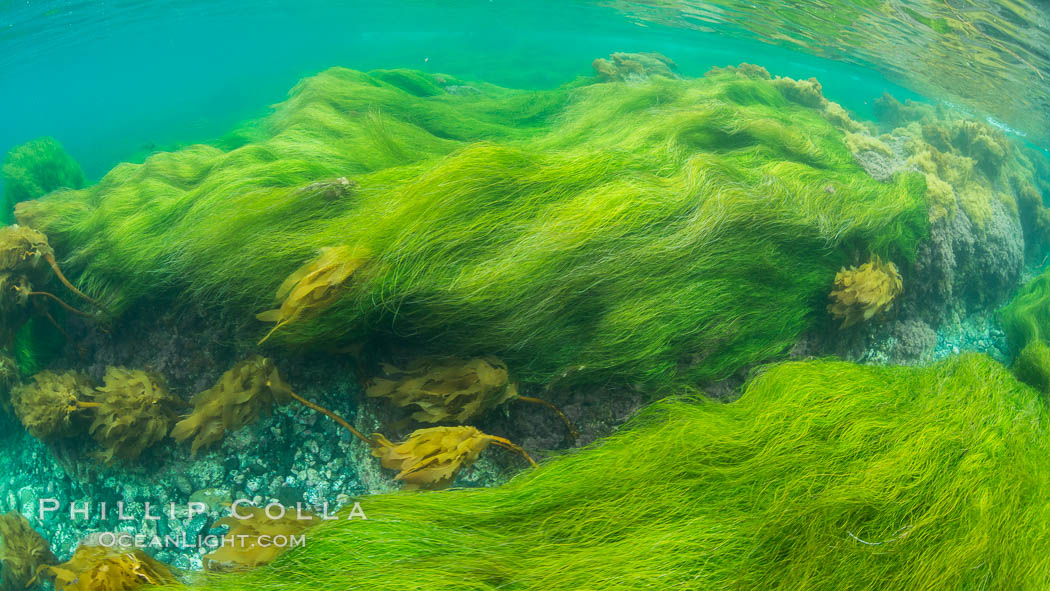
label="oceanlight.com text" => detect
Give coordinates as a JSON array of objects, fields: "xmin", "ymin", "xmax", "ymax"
[{"xmin": 94, "ymin": 531, "xmax": 307, "ymax": 550}]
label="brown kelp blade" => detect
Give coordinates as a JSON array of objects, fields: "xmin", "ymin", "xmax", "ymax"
[
  {"xmin": 257, "ymin": 245, "xmax": 368, "ymax": 344},
  {"xmin": 365, "ymin": 356, "xmax": 519, "ymax": 423}
]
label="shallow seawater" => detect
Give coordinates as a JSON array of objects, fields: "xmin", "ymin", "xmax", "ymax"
[{"xmin": 1, "ymin": 1, "xmax": 1050, "ymax": 590}]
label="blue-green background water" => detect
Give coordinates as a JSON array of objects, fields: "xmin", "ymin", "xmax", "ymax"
[{"xmin": 0, "ymin": 0, "xmax": 930, "ymax": 187}]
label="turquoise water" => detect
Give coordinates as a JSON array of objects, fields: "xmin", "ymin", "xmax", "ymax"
[{"xmin": 0, "ymin": 0, "xmax": 933, "ymax": 184}]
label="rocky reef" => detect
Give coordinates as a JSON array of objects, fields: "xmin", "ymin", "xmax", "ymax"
[{"xmin": 0, "ymin": 54, "xmax": 1048, "ymax": 590}]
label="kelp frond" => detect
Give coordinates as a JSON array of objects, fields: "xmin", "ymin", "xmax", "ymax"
[
  {"xmin": 828, "ymin": 255, "xmax": 902, "ymax": 328},
  {"xmin": 37, "ymin": 543, "xmax": 174, "ymax": 591},
  {"xmin": 204, "ymin": 506, "xmax": 318, "ymax": 572},
  {"xmin": 365, "ymin": 356, "xmax": 520, "ymax": 423},
  {"xmin": 0, "ymin": 511, "xmax": 56, "ymax": 591},
  {"xmin": 371, "ymin": 426, "xmax": 536, "ymax": 490},
  {"xmin": 366, "ymin": 355, "xmax": 578, "ymax": 438},
  {"xmin": 11, "ymin": 370, "xmax": 96, "ymax": 440},
  {"xmin": 289, "ymin": 378, "xmax": 537, "ymax": 489},
  {"xmin": 0, "ymin": 225, "xmax": 102, "ymax": 311},
  {"xmin": 256, "ymin": 245, "xmax": 368, "ymax": 344},
  {"xmin": 88, "ymin": 367, "xmax": 180, "ymax": 463},
  {"xmin": 170, "ymin": 356, "xmax": 291, "ymax": 455}
]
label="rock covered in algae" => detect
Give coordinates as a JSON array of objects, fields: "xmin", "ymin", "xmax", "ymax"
[
  {"xmin": 705, "ymin": 62, "xmax": 771, "ymax": 80},
  {"xmin": 171, "ymin": 356, "xmax": 292, "ymax": 455},
  {"xmin": 11, "ymin": 370, "xmax": 95, "ymax": 440},
  {"xmin": 9, "ymin": 61, "xmax": 939, "ymax": 388},
  {"xmin": 0, "ymin": 511, "xmax": 56, "ymax": 591},
  {"xmin": 88, "ymin": 367, "xmax": 180, "ymax": 464},
  {"xmin": 365, "ymin": 356, "xmax": 519, "ymax": 423},
  {"xmin": 371, "ymin": 426, "xmax": 493, "ymax": 490},
  {"xmin": 204, "ymin": 505, "xmax": 317, "ymax": 572},
  {"xmin": 828, "ymin": 255, "xmax": 903, "ymax": 328},
  {"xmin": 771, "ymin": 76, "xmax": 827, "ymax": 109},
  {"xmin": 38, "ymin": 543, "xmax": 174, "ymax": 591},
  {"xmin": 296, "ymin": 176, "xmax": 358, "ymax": 201},
  {"xmin": 592, "ymin": 52, "xmax": 679, "ymax": 82}
]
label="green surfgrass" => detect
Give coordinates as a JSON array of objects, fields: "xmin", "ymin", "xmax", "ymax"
[
  {"xmin": 1002, "ymin": 268, "xmax": 1050, "ymax": 355},
  {"xmin": 163, "ymin": 354, "xmax": 1050, "ymax": 590},
  {"xmin": 20, "ymin": 67, "xmax": 928, "ymax": 387}
]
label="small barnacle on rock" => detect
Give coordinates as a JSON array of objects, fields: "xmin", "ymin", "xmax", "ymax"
[
  {"xmin": 203, "ymin": 506, "xmax": 317, "ymax": 572},
  {"xmin": 371, "ymin": 426, "xmax": 537, "ymax": 490},
  {"xmin": 88, "ymin": 367, "xmax": 180, "ymax": 464},
  {"xmin": 11, "ymin": 370, "xmax": 96, "ymax": 440},
  {"xmin": 256, "ymin": 245, "xmax": 368, "ymax": 344},
  {"xmin": 36, "ymin": 543, "xmax": 174, "ymax": 591},
  {"xmin": 0, "ymin": 511, "xmax": 56, "ymax": 591},
  {"xmin": 170, "ymin": 356, "xmax": 292, "ymax": 455},
  {"xmin": 828, "ymin": 255, "xmax": 903, "ymax": 328}
]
